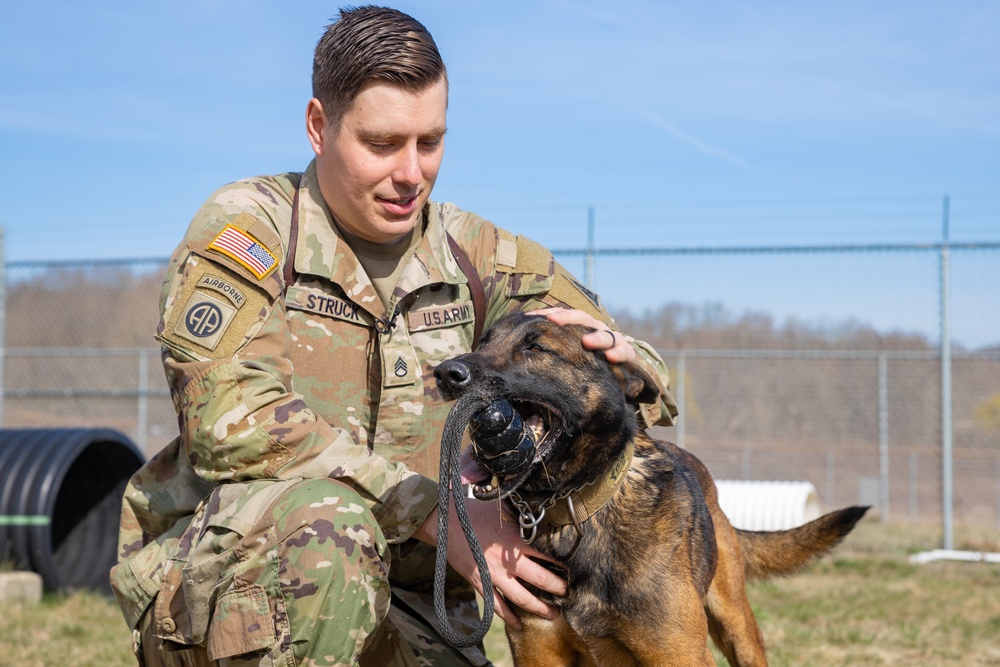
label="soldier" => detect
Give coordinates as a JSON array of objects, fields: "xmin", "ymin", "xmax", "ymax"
[{"xmin": 110, "ymin": 6, "xmax": 677, "ymax": 666}]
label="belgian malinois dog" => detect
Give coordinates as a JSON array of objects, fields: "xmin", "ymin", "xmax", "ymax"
[{"xmin": 434, "ymin": 312, "xmax": 868, "ymax": 667}]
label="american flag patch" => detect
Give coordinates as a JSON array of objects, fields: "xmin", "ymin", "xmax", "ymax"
[{"xmin": 207, "ymin": 225, "xmax": 278, "ymax": 279}]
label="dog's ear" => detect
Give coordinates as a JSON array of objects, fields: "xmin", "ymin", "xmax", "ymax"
[{"xmin": 609, "ymin": 360, "xmax": 661, "ymax": 405}]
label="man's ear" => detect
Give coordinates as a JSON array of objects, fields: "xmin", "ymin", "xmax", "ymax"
[
  {"xmin": 609, "ymin": 360, "xmax": 660, "ymax": 405},
  {"xmin": 305, "ymin": 98, "xmax": 328, "ymax": 156}
]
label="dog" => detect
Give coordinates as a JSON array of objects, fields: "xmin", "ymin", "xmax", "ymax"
[{"xmin": 434, "ymin": 311, "xmax": 868, "ymax": 667}]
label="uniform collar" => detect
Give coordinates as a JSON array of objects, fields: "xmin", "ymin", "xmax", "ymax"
[{"xmin": 292, "ymin": 160, "xmax": 468, "ymax": 318}]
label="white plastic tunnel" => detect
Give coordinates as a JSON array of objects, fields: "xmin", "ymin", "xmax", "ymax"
[{"xmin": 715, "ymin": 480, "xmax": 822, "ymax": 531}]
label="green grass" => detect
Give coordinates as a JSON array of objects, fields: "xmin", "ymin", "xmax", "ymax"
[
  {"xmin": 1, "ymin": 589, "xmax": 135, "ymax": 667},
  {"xmin": 4, "ymin": 520, "xmax": 1000, "ymax": 666},
  {"xmin": 487, "ymin": 520, "xmax": 1000, "ymax": 667}
]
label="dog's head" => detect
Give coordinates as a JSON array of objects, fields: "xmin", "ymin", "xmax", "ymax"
[{"xmin": 434, "ymin": 311, "xmax": 659, "ymax": 501}]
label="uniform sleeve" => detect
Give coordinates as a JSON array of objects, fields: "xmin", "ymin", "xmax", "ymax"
[
  {"xmin": 156, "ymin": 182, "xmax": 437, "ymax": 544},
  {"xmin": 461, "ymin": 221, "xmax": 678, "ymax": 428}
]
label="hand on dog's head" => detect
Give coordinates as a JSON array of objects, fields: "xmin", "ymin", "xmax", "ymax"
[
  {"xmin": 434, "ymin": 312, "xmax": 660, "ymax": 412},
  {"xmin": 603, "ymin": 350, "xmax": 661, "ymax": 406},
  {"xmin": 555, "ymin": 320, "xmax": 660, "ymax": 407},
  {"xmin": 464, "ymin": 311, "xmax": 661, "ymax": 408}
]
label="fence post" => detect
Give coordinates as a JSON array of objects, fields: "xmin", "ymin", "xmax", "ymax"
[
  {"xmin": 879, "ymin": 352, "xmax": 889, "ymax": 522},
  {"xmin": 675, "ymin": 351, "xmax": 686, "ymax": 450},
  {"xmin": 826, "ymin": 451, "xmax": 835, "ymax": 508},
  {"xmin": 136, "ymin": 348, "xmax": 150, "ymax": 452},
  {"xmin": 584, "ymin": 206, "xmax": 595, "ymax": 290},
  {"xmin": 940, "ymin": 195, "xmax": 953, "ymax": 550}
]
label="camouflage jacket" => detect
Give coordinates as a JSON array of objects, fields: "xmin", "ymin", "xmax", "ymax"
[{"xmin": 111, "ymin": 160, "xmax": 677, "ymax": 629}]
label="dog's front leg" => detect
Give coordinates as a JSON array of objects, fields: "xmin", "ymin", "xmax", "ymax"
[{"xmin": 506, "ymin": 613, "xmax": 583, "ymax": 667}]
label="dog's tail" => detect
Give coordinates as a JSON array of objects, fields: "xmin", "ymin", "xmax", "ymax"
[{"xmin": 737, "ymin": 506, "xmax": 869, "ymax": 581}]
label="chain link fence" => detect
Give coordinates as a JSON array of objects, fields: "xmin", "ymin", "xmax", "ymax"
[{"xmin": 2, "ymin": 230, "xmax": 998, "ymax": 545}]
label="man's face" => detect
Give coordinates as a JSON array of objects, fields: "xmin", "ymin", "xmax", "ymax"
[{"xmin": 307, "ymin": 77, "xmax": 447, "ymax": 245}]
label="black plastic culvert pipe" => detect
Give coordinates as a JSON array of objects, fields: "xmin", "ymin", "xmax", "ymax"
[{"xmin": 0, "ymin": 428, "xmax": 144, "ymax": 594}]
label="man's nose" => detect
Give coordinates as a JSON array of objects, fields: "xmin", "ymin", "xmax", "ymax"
[{"xmin": 392, "ymin": 145, "xmax": 422, "ymax": 186}]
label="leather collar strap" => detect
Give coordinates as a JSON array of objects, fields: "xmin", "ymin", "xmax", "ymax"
[
  {"xmin": 282, "ymin": 184, "xmax": 301, "ymax": 294},
  {"xmin": 543, "ymin": 440, "xmax": 634, "ymax": 527},
  {"xmin": 445, "ymin": 233, "xmax": 486, "ymax": 350}
]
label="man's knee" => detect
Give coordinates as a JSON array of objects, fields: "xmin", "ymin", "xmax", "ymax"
[
  {"xmin": 271, "ymin": 478, "xmax": 388, "ymax": 559},
  {"xmin": 271, "ymin": 478, "xmax": 395, "ymax": 662}
]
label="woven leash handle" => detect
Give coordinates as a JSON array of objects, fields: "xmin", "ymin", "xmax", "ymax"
[{"xmin": 434, "ymin": 393, "xmax": 496, "ymax": 648}]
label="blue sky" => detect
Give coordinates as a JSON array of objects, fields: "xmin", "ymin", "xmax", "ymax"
[{"xmin": 1, "ymin": 1, "xmax": 998, "ymax": 344}]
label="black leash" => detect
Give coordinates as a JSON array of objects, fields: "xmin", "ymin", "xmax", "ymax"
[{"xmin": 434, "ymin": 391, "xmax": 497, "ymax": 648}]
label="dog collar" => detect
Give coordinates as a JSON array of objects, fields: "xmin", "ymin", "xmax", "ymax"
[
  {"xmin": 510, "ymin": 440, "xmax": 633, "ymax": 543},
  {"xmin": 545, "ymin": 440, "xmax": 633, "ymax": 527}
]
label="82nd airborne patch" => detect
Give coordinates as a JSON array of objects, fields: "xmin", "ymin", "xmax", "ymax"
[{"xmin": 173, "ymin": 292, "xmax": 237, "ymax": 351}]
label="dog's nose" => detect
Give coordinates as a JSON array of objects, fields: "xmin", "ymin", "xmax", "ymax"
[{"xmin": 434, "ymin": 359, "xmax": 472, "ymax": 392}]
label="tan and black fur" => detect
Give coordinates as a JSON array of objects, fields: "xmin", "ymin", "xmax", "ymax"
[{"xmin": 435, "ymin": 312, "xmax": 868, "ymax": 666}]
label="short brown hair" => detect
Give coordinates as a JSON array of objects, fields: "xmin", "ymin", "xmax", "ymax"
[{"xmin": 312, "ymin": 6, "xmax": 447, "ymax": 128}]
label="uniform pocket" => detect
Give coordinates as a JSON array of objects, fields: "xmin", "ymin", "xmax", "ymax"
[{"xmin": 206, "ymin": 585, "xmax": 276, "ymax": 663}]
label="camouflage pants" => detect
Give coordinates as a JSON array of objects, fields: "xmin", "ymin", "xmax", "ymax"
[{"xmin": 134, "ymin": 478, "xmax": 491, "ymax": 667}]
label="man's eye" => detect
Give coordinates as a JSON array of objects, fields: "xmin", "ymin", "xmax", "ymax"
[{"xmin": 419, "ymin": 139, "xmax": 442, "ymax": 151}]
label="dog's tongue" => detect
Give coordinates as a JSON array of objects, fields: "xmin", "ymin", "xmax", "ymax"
[{"xmin": 459, "ymin": 447, "xmax": 491, "ymax": 485}]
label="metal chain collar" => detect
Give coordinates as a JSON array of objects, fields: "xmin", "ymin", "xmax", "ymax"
[{"xmin": 509, "ymin": 481, "xmax": 592, "ymax": 544}]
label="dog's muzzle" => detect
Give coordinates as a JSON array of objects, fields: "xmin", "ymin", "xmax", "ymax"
[{"xmin": 435, "ymin": 360, "xmax": 537, "ymax": 480}]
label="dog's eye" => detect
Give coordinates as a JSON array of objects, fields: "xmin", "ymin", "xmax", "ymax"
[{"xmin": 522, "ymin": 331, "xmax": 548, "ymax": 354}]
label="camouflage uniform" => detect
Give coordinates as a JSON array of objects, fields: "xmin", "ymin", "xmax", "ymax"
[{"xmin": 111, "ymin": 160, "xmax": 677, "ymax": 666}]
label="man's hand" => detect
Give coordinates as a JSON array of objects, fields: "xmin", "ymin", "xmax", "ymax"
[
  {"xmin": 532, "ymin": 307, "xmax": 635, "ymax": 364},
  {"xmin": 412, "ymin": 497, "xmax": 567, "ymax": 629}
]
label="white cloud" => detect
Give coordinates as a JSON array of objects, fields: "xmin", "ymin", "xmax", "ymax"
[{"xmin": 634, "ymin": 106, "xmax": 756, "ymax": 171}]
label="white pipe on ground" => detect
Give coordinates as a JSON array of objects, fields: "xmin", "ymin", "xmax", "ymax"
[{"xmin": 715, "ymin": 480, "xmax": 822, "ymax": 531}]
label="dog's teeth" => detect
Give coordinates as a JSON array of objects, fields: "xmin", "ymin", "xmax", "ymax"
[{"xmin": 491, "ymin": 475, "xmax": 500, "ymax": 489}]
